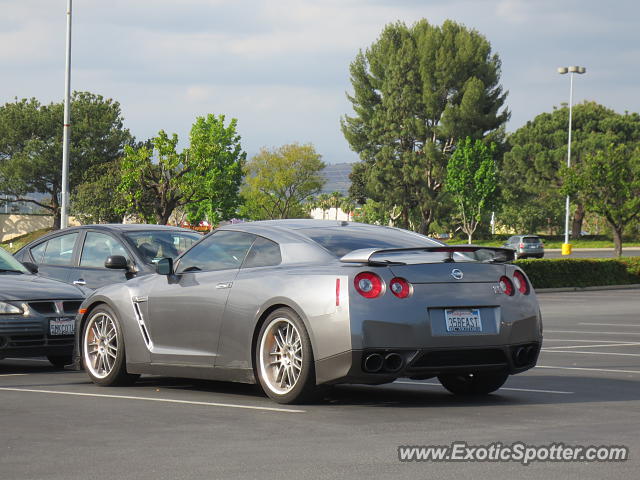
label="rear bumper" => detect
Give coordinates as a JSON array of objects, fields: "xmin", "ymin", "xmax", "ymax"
[{"xmin": 315, "ymin": 340, "xmax": 541, "ymax": 385}]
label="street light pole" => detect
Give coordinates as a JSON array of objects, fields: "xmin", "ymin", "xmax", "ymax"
[
  {"xmin": 557, "ymin": 65, "xmax": 586, "ymax": 255},
  {"xmin": 60, "ymin": 0, "xmax": 72, "ymax": 229}
]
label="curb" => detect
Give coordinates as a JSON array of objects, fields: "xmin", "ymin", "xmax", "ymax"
[
  {"xmin": 545, "ymin": 248, "xmax": 640, "ymax": 253},
  {"xmin": 536, "ymin": 284, "xmax": 640, "ymax": 293}
]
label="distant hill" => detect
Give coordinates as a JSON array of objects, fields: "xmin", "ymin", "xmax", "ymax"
[{"xmin": 320, "ymin": 163, "xmax": 353, "ymax": 196}]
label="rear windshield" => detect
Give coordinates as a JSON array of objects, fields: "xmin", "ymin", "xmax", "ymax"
[
  {"xmin": 523, "ymin": 237, "xmax": 541, "ymax": 244},
  {"xmin": 124, "ymin": 230, "xmax": 202, "ymax": 264},
  {"xmin": 298, "ymin": 227, "xmax": 441, "ymax": 257}
]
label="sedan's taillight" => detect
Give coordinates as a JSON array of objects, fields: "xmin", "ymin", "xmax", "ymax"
[
  {"xmin": 513, "ymin": 271, "xmax": 530, "ymax": 295},
  {"xmin": 390, "ymin": 277, "xmax": 412, "ymax": 298},
  {"xmin": 499, "ymin": 276, "xmax": 514, "ymax": 296},
  {"xmin": 519, "ymin": 243, "xmax": 525, "ymax": 249},
  {"xmin": 354, "ymin": 272, "xmax": 384, "ymax": 298}
]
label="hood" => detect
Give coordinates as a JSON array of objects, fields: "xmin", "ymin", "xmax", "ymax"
[{"xmin": 0, "ymin": 273, "xmax": 85, "ymax": 301}]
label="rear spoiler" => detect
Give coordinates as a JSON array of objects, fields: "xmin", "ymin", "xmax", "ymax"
[{"xmin": 340, "ymin": 246, "xmax": 516, "ymax": 264}]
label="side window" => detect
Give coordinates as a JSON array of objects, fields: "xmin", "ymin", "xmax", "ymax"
[
  {"xmin": 242, "ymin": 236, "xmax": 281, "ymax": 268},
  {"xmin": 41, "ymin": 233, "xmax": 78, "ymax": 266},
  {"xmin": 80, "ymin": 232, "xmax": 130, "ymax": 268},
  {"xmin": 30, "ymin": 242, "xmax": 47, "ymax": 263},
  {"xmin": 176, "ymin": 231, "xmax": 255, "ymax": 273}
]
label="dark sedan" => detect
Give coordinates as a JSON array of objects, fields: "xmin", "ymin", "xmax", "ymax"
[
  {"xmin": 0, "ymin": 247, "xmax": 85, "ymax": 367},
  {"xmin": 14, "ymin": 224, "xmax": 201, "ymax": 290}
]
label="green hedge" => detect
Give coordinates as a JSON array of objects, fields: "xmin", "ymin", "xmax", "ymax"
[{"xmin": 514, "ymin": 257, "xmax": 640, "ymax": 289}]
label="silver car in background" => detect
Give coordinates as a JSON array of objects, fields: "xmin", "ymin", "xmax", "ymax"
[
  {"xmin": 74, "ymin": 220, "xmax": 542, "ymax": 404},
  {"xmin": 503, "ymin": 235, "xmax": 545, "ymax": 259}
]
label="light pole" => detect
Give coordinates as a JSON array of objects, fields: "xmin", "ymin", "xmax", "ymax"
[
  {"xmin": 60, "ymin": 0, "xmax": 72, "ymax": 229},
  {"xmin": 557, "ymin": 65, "xmax": 586, "ymax": 255}
]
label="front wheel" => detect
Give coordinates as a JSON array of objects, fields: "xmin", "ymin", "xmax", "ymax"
[
  {"xmin": 82, "ymin": 305, "xmax": 139, "ymax": 386},
  {"xmin": 438, "ymin": 372, "xmax": 508, "ymax": 395},
  {"xmin": 256, "ymin": 308, "xmax": 317, "ymax": 404}
]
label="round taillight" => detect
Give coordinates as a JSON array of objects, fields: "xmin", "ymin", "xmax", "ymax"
[
  {"xmin": 513, "ymin": 271, "xmax": 529, "ymax": 295},
  {"xmin": 499, "ymin": 276, "xmax": 514, "ymax": 296},
  {"xmin": 390, "ymin": 277, "xmax": 411, "ymax": 298},
  {"xmin": 354, "ymin": 272, "xmax": 384, "ymax": 298}
]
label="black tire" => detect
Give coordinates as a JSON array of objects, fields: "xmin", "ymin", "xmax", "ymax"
[
  {"xmin": 255, "ymin": 307, "xmax": 317, "ymax": 404},
  {"xmin": 82, "ymin": 305, "xmax": 139, "ymax": 386},
  {"xmin": 47, "ymin": 355, "xmax": 73, "ymax": 369},
  {"xmin": 438, "ymin": 372, "xmax": 508, "ymax": 395}
]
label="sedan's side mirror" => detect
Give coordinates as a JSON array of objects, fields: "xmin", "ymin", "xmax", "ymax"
[
  {"xmin": 22, "ymin": 261, "xmax": 38, "ymax": 274},
  {"xmin": 156, "ymin": 257, "xmax": 174, "ymax": 276},
  {"xmin": 105, "ymin": 255, "xmax": 129, "ymax": 270}
]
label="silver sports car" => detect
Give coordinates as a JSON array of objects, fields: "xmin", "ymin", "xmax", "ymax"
[{"xmin": 74, "ymin": 220, "xmax": 542, "ymax": 404}]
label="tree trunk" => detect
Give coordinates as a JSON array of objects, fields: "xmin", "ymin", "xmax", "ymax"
[
  {"xmin": 51, "ymin": 194, "xmax": 61, "ymax": 230},
  {"xmin": 467, "ymin": 233, "xmax": 472, "ymax": 244},
  {"xmin": 571, "ymin": 203, "xmax": 585, "ymax": 240},
  {"xmin": 612, "ymin": 226, "xmax": 623, "ymax": 257}
]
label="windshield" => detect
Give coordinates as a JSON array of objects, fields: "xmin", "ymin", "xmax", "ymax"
[
  {"xmin": 0, "ymin": 247, "xmax": 29, "ymax": 274},
  {"xmin": 298, "ymin": 226, "xmax": 441, "ymax": 258},
  {"xmin": 124, "ymin": 230, "xmax": 201, "ymax": 264},
  {"xmin": 523, "ymin": 237, "xmax": 541, "ymax": 244}
]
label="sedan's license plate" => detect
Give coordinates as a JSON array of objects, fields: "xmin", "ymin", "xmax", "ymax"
[
  {"xmin": 49, "ymin": 318, "xmax": 75, "ymax": 336},
  {"xmin": 445, "ymin": 309, "xmax": 482, "ymax": 333}
]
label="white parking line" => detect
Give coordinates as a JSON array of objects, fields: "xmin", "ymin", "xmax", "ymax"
[
  {"xmin": 543, "ymin": 339, "xmax": 637, "ymax": 343},
  {"xmin": 394, "ymin": 381, "xmax": 573, "ymax": 395},
  {"xmin": 541, "ymin": 350, "xmax": 640, "ymax": 357},
  {"xmin": 536, "ymin": 365, "xmax": 640, "ymax": 374},
  {"xmin": 0, "ymin": 374, "xmax": 28, "ymax": 377},
  {"xmin": 579, "ymin": 323, "xmax": 640, "ymax": 328},
  {"xmin": 543, "ymin": 342, "xmax": 640, "ymax": 350},
  {"xmin": 545, "ymin": 330, "xmax": 640, "ymax": 336},
  {"xmin": 0, "ymin": 387, "xmax": 305, "ymax": 414}
]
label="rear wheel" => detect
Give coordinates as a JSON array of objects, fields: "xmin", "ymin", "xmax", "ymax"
[
  {"xmin": 47, "ymin": 355, "xmax": 72, "ymax": 369},
  {"xmin": 438, "ymin": 372, "xmax": 508, "ymax": 395},
  {"xmin": 256, "ymin": 308, "xmax": 317, "ymax": 404},
  {"xmin": 82, "ymin": 305, "xmax": 139, "ymax": 386}
]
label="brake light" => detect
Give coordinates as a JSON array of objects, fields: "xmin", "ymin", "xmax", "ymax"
[
  {"xmin": 519, "ymin": 243, "xmax": 525, "ymax": 249},
  {"xmin": 513, "ymin": 271, "xmax": 529, "ymax": 295},
  {"xmin": 354, "ymin": 272, "xmax": 384, "ymax": 298},
  {"xmin": 499, "ymin": 276, "xmax": 514, "ymax": 296},
  {"xmin": 390, "ymin": 277, "xmax": 412, "ymax": 298}
]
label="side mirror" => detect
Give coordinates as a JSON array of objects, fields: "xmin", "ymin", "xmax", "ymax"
[
  {"xmin": 156, "ymin": 257, "xmax": 174, "ymax": 276},
  {"xmin": 105, "ymin": 255, "xmax": 129, "ymax": 270},
  {"xmin": 22, "ymin": 261, "xmax": 38, "ymax": 274}
]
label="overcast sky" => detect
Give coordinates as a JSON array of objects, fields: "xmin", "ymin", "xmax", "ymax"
[{"xmin": 1, "ymin": 0, "xmax": 638, "ymax": 163}]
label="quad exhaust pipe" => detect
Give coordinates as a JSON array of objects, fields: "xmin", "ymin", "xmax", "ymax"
[
  {"xmin": 363, "ymin": 353, "xmax": 383, "ymax": 373},
  {"xmin": 513, "ymin": 345, "xmax": 537, "ymax": 367},
  {"xmin": 363, "ymin": 352, "xmax": 405, "ymax": 373}
]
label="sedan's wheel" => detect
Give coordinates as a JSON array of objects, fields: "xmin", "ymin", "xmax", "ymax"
[
  {"xmin": 82, "ymin": 306, "xmax": 138, "ymax": 386},
  {"xmin": 256, "ymin": 308, "xmax": 317, "ymax": 404},
  {"xmin": 47, "ymin": 355, "xmax": 72, "ymax": 369},
  {"xmin": 438, "ymin": 372, "xmax": 508, "ymax": 395}
]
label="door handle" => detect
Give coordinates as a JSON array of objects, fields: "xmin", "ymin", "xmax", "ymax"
[
  {"xmin": 216, "ymin": 282, "xmax": 233, "ymax": 289},
  {"xmin": 73, "ymin": 279, "xmax": 87, "ymax": 286}
]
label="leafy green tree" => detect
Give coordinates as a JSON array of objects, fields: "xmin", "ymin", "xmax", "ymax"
[
  {"xmin": 119, "ymin": 114, "xmax": 245, "ymax": 225},
  {"xmin": 501, "ymin": 102, "xmax": 622, "ymax": 236},
  {"xmin": 240, "ymin": 143, "xmax": 325, "ymax": 220},
  {"xmin": 342, "ymin": 20, "xmax": 508, "ymax": 234},
  {"xmin": 446, "ymin": 137, "xmax": 498, "ymax": 243},
  {"xmin": 0, "ymin": 92, "xmax": 133, "ymax": 228},
  {"xmin": 71, "ymin": 159, "xmax": 126, "ymax": 224},
  {"xmin": 563, "ymin": 140, "xmax": 640, "ymax": 257}
]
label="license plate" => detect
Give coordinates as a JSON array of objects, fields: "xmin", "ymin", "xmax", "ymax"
[
  {"xmin": 445, "ymin": 308, "xmax": 482, "ymax": 333},
  {"xmin": 49, "ymin": 318, "xmax": 75, "ymax": 336}
]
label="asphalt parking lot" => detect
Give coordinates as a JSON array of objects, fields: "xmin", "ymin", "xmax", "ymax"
[{"xmin": 1, "ymin": 289, "xmax": 638, "ymax": 480}]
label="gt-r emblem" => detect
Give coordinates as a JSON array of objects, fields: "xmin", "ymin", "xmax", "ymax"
[{"xmin": 450, "ymin": 269, "xmax": 464, "ymax": 280}]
